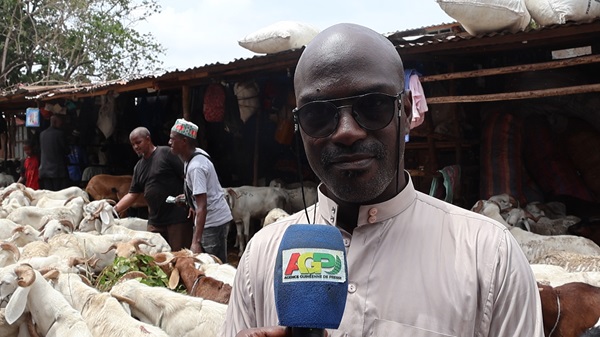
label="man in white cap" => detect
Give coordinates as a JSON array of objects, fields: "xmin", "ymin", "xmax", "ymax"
[{"xmin": 169, "ymin": 118, "xmax": 232, "ymax": 262}]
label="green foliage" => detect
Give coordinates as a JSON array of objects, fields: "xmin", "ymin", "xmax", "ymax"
[
  {"xmin": 0, "ymin": 0, "xmax": 165, "ymax": 87},
  {"xmin": 94, "ymin": 254, "xmax": 185, "ymax": 293}
]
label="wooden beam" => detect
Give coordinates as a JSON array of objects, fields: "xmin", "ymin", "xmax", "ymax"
[
  {"xmin": 427, "ymin": 83, "xmax": 600, "ymax": 104},
  {"xmin": 182, "ymin": 85, "xmax": 191, "ymax": 120},
  {"xmin": 420, "ymin": 54, "xmax": 600, "ymax": 82}
]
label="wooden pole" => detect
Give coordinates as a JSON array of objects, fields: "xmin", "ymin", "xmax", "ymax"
[
  {"xmin": 427, "ymin": 83, "xmax": 600, "ymax": 104},
  {"xmin": 420, "ymin": 54, "xmax": 600, "ymax": 83},
  {"xmin": 182, "ymin": 85, "xmax": 191, "ymax": 120}
]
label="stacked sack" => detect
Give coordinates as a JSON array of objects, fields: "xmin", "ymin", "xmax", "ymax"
[{"xmin": 436, "ymin": 0, "xmax": 600, "ymax": 35}]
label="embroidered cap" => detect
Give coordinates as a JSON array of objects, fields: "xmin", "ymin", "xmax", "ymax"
[{"xmin": 171, "ymin": 118, "xmax": 198, "ymax": 139}]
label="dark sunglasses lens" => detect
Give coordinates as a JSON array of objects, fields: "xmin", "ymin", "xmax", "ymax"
[
  {"xmin": 354, "ymin": 94, "xmax": 396, "ymax": 130},
  {"xmin": 298, "ymin": 102, "xmax": 338, "ymax": 137}
]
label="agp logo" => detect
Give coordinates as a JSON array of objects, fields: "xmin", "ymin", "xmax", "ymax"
[{"xmin": 281, "ymin": 248, "xmax": 346, "ymax": 283}]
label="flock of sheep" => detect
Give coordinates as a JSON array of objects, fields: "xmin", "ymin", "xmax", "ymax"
[
  {"xmin": 471, "ymin": 194, "xmax": 600, "ymax": 337},
  {"xmin": 0, "ymin": 182, "xmax": 236, "ymax": 337},
  {"xmin": 2, "ymin": 178, "xmax": 599, "ymax": 337}
]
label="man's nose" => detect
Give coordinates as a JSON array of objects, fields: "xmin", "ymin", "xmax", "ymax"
[{"xmin": 330, "ymin": 107, "xmax": 367, "ymax": 145}]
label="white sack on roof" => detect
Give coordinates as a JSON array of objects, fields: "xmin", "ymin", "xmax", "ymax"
[
  {"xmin": 238, "ymin": 21, "xmax": 320, "ymax": 54},
  {"xmin": 525, "ymin": 0, "xmax": 600, "ymax": 26},
  {"xmin": 436, "ymin": 0, "xmax": 531, "ymax": 35}
]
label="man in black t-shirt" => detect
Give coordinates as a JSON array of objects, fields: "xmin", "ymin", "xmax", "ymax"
[{"xmin": 114, "ymin": 127, "xmax": 193, "ymax": 251}]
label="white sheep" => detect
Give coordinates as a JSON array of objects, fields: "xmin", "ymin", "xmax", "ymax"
[
  {"xmin": 471, "ymin": 200, "xmax": 510, "ymax": 228},
  {"xmin": 50, "ymin": 271, "xmax": 171, "ymax": 337},
  {"xmin": 531, "ymin": 263, "xmax": 600, "ymax": 287},
  {"xmin": 115, "ymin": 217, "xmax": 148, "ymax": 231},
  {"xmin": 0, "ymin": 264, "xmax": 93, "ymax": 337},
  {"xmin": 18, "ymin": 240, "xmax": 50, "ymax": 259},
  {"xmin": 8, "ymin": 225, "xmax": 43, "ymax": 247},
  {"xmin": 0, "ymin": 242, "xmax": 20, "ymax": 267},
  {"xmin": 79, "ymin": 200, "xmax": 170, "ymax": 254},
  {"xmin": 47, "ymin": 232, "xmax": 132, "ymax": 272},
  {"xmin": 110, "ymin": 279, "xmax": 227, "ymax": 337},
  {"xmin": 510, "ymin": 227, "xmax": 600, "ymax": 263},
  {"xmin": 7, "ymin": 197, "xmax": 85, "ymax": 230},
  {"xmin": 29, "ymin": 186, "xmax": 89, "ymax": 206},
  {"xmin": 263, "ymin": 207, "xmax": 290, "ymax": 227},
  {"xmin": 0, "ymin": 219, "xmax": 20, "ymax": 241},
  {"xmin": 0, "ymin": 186, "xmax": 32, "ymax": 218},
  {"xmin": 198, "ymin": 262, "xmax": 237, "ymax": 285},
  {"xmin": 530, "ymin": 250, "xmax": 600, "ymax": 273}
]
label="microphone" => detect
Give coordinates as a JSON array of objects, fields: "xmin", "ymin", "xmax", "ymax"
[{"xmin": 274, "ymin": 224, "xmax": 348, "ymax": 337}]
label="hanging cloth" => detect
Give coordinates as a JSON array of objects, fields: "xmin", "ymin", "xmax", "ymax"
[{"xmin": 404, "ymin": 69, "xmax": 429, "ymax": 130}]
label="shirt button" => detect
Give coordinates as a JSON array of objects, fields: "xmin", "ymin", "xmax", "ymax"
[
  {"xmin": 368, "ymin": 216, "xmax": 377, "ymax": 223},
  {"xmin": 348, "ymin": 283, "xmax": 357, "ymax": 293},
  {"xmin": 368, "ymin": 208, "xmax": 378, "ymax": 216},
  {"xmin": 343, "ymin": 238, "xmax": 350, "ymax": 247}
]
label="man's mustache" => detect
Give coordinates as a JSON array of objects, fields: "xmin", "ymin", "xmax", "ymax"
[{"xmin": 321, "ymin": 141, "xmax": 386, "ymax": 168}]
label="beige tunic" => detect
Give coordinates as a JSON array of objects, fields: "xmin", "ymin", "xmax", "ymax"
[{"xmin": 221, "ymin": 176, "xmax": 544, "ymax": 337}]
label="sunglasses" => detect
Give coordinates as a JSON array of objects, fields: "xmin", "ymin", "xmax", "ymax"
[{"xmin": 293, "ymin": 92, "xmax": 403, "ymax": 138}]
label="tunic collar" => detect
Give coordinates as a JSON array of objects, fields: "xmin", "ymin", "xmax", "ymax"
[{"xmin": 315, "ymin": 171, "xmax": 417, "ymax": 228}]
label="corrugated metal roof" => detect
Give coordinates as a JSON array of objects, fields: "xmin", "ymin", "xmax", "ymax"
[{"xmin": 2, "ymin": 18, "xmax": 600, "ymax": 107}]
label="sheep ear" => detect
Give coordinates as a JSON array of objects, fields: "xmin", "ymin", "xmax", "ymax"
[
  {"xmin": 168, "ymin": 268, "xmax": 180, "ymax": 290},
  {"xmin": 5, "ymin": 286, "xmax": 31, "ymax": 324},
  {"xmin": 100, "ymin": 211, "xmax": 110, "ymax": 225},
  {"xmin": 95, "ymin": 220, "xmax": 103, "ymax": 234}
]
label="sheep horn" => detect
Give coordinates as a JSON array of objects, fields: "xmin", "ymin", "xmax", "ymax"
[
  {"xmin": 0, "ymin": 242, "xmax": 20, "ymax": 261},
  {"xmin": 154, "ymin": 255, "xmax": 176, "ymax": 266},
  {"xmin": 38, "ymin": 217, "xmax": 51, "ymax": 233},
  {"xmin": 42, "ymin": 269, "xmax": 60, "ymax": 281},
  {"xmin": 91, "ymin": 202, "xmax": 104, "ymax": 219},
  {"xmin": 209, "ymin": 254, "xmax": 223, "ymax": 264},
  {"xmin": 111, "ymin": 293, "xmax": 136, "ymax": 306},
  {"xmin": 101, "ymin": 244, "xmax": 117, "ymax": 255},
  {"xmin": 21, "ymin": 189, "xmax": 34, "ymax": 203},
  {"xmin": 105, "ymin": 199, "xmax": 116, "ymax": 206},
  {"xmin": 15, "ymin": 264, "xmax": 36, "ymax": 287},
  {"xmin": 63, "ymin": 195, "xmax": 78, "ymax": 206},
  {"xmin": 79, "ymin": 275, "xmax": 93, "ymax": 286},
  {"xmin": 132, "ymin": 238, "xmax": 155, "ymax": 253},
  {"xmin": 11, "ymin": 226, "xmax": 25, "ymax": 234},
  {"xmin": 120, "ymin": 271, "xmax": 147, "ymax": 281},
  {"xmin": 59, "ymin": 219, "xmax": 75, "ymax": 232}
]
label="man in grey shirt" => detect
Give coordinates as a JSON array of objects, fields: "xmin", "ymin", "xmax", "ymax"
[{"xmin": 169, "ymin": 119, "xmax": 232, "ymax": 263}]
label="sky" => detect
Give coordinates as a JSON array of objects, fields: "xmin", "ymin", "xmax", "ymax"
[{"xmin": 135, "ymin": 1, "xmax": 455, "ymax": 73}]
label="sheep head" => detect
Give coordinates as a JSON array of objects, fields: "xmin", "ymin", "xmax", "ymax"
[{"xmin": 0, "ymin": 242, "xmax": 21, "ymax": 262}]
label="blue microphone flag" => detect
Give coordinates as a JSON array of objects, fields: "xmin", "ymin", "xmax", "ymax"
[{"xmin": 274, "ymin": 224, "xmax": 348, "ymax": 329}]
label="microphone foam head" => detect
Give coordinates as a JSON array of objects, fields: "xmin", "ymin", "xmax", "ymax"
[{"xmin": 274, "ymin": 224, "xmax": 348, "ymax": 329}]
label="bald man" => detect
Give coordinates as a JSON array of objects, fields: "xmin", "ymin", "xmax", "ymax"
[
  {"xmin": 222, "ymin": 23, "xmax": 543, "ymax": 337},
  {"xmin": 115, "ymin": 127, "xmax": 193, "ymax": 251}
]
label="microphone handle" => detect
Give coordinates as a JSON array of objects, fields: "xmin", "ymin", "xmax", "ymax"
[{"xmin": 290, "ymin": 327, "xmax": 326, "ymax": 337}]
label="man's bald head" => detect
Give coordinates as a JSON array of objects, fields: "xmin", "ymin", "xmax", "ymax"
[
  {"xmin": 130, "ymin": 127, "xmax": 150, "ymax": 140},
  {"xmin": 294, "ymin": 23, "xmax": 404, "ymax": 105}
]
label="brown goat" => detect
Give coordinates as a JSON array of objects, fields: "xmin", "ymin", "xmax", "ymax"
[
  {"xmin": 165, "ymin": 255, "xmax": 231, "ymax": 304},
  {"xmin": 85, "ymin": 175, "xmax": 147, "ymax": 213},
  {"xmin": 538, "ymin": 282, "xmax": 600, "ymax": 337}
]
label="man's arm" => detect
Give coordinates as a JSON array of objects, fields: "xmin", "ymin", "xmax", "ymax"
[
  {"xmin": 114, "ymin": 192, "xmax": 142, "ymax": 215},
  {"xmin": 191, "ymin": 193, "xmax": 207, "ymax": 254},
  {"xmin": 487, "ymin": 231, "xmax": 544, "ymax": 337}
]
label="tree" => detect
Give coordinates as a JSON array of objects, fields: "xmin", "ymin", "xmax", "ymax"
[{"xmin": 0, "ymin": 0, "xmax": 165, "ymax": 88}]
